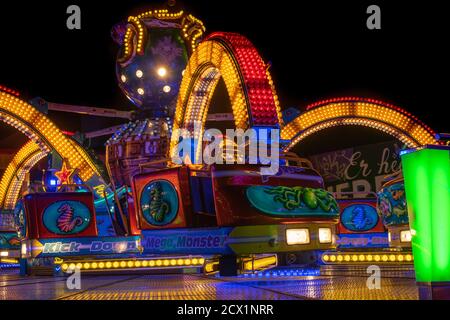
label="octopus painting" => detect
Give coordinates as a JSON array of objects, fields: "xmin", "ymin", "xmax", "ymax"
[{"xmin": 264, "ymin": 186, "xmax": 339, "ymax": 213}]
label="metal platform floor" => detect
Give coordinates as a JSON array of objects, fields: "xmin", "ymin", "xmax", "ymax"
[{"xmin": 0, "ymin": 266, "xmax": 418, "ymax": 300}]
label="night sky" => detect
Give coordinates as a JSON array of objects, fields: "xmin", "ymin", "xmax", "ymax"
[{"xmin": 0, "ymin": 0, "xmax": 448, "ymax": 152}]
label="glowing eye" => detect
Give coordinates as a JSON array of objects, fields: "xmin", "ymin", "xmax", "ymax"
[
  {"xmin": 120, "ymin": 75, "xmax": 127, "ymax": 83},
  {"xmin": 157, "ymin": 67, "xmax": 167, "ymax": 77},
  {"xmin": 163, "ymin": 85, "xmax": 171, "ymax": 93},
  {"xmin": 137, "ymin": 88, "xmax": 145, "ymax": 95},
  {"xmin": 136, "ymin": 70, "xmax": 143, "ymax": 78}
]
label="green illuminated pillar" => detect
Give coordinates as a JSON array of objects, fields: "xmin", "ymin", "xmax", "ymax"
[{"xmin": 401, "ymin": 145, "xmax": 450, "ymax": 300}]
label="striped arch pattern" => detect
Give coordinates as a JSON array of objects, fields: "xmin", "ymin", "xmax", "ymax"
[
  {"xmin": 0, "ymin": 90, "xmax": 105, "ymax": 210},
  {"xmin": 170, "ymin": 32, "xmax": 283, "ymax": 160},
  {"xmin": 0, "ymin": 141, "xmax": 48, "ymax": 210},
  {"xmin": 281, "ymin": 97, "xmax": 439, "ymax": 151}
]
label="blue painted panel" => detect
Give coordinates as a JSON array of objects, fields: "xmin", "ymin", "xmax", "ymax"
[
  {"xmin": 341, "ymin": 204, "xmax": 379, "ymax": 232},
  {"xmin": 377, "ymin": 182, "xmax": 409, "ymax": 226},
  {"xmin": 42, "ymin": 201, "xmax": 91, "ymax": 235},
  {"xmin": 140, "ymin": 180, "xmax": 179, "ymax": 226}
]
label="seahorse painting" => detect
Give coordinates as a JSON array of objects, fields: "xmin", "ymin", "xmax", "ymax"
[
  {"xmin": 56, "ymin": 204, "xmax": 83, "ymax": 233},
  {"xmin": 149, "ymin": 182, "xmax": 170, "ymax": 223},
  {"xmin": 350, "ymin": 206, "xmax": 374, "ymax": 231}
]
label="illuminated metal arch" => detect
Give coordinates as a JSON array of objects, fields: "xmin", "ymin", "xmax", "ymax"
[
  {"xmin": 0, "ymin": 141, "xmax": 48, "ymax": 210},
  {"xmin": 170, "ymin": 32, "xmax": 283, "ymax": 159},
  {"xmin": 0, "ymin": 90, "xmax": 101, "ymax": 183},
  {"xmin": 281, "ymin": 97, "xmax": 439, "ymax": 151}
]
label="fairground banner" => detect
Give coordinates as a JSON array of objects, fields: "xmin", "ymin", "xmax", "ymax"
[{"xmin": 308, "ymin": 141, "xmax": 402, "ymax": 194}]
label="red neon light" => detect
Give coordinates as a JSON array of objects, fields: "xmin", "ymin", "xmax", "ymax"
[
  {"xmin": 0, "ymin": 85, "xmax": 20, "ymax": 97},
  {"xmin": 61, "ymin": 130, "xmax": 75, "ymax": 136},
  {"xmin": 206, "ymin": 32, "xmax": 279, "ymax": 126}
]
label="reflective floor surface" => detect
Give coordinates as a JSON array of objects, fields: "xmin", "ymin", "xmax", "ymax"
[{"xmin": 0, "ymin": 265, "xmax": 418, "ymax": 300}]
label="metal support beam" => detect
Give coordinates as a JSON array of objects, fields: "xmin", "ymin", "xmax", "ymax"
[
  {"xmin": 206, "ymin": 113, "xmax": 234, "ymax": 122},
  {"xmin": 48, "ymin": 102, "xmax": 132, "ymax": 119},
  {"xmin": 85, "ymin": 125, "xmax": 125, "ymax": 139}
]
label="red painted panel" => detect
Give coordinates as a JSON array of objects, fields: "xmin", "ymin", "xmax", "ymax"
[
  {"xmin": 212, "ymin": 164, "xmax": 332, "ymax": 227},
  {"xmin": 23, "ymin": 192, "xmax": 97, "ymax": 239},
  {"xmin": 337, "ymin": 198, "xmax": 386, "ymax": 234},
  {"xmin": 131, "ymin": 167, "xmax": 192, "ymax": 230}
]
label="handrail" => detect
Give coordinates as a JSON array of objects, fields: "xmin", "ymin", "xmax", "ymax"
[
  {"xmin": 139, "ymin": 158, "xmax": 173, "ymax": 172},
  {"xmin": 105, "ymin": 149, "xmax": 129, "ymax": 236},
  {"xmin": 281, "ymin": 152, "xmax": 314, "ymax": 169},
  {"xmin": 332, "ymin": 191, "xmax": 378, "ymax": 199}
]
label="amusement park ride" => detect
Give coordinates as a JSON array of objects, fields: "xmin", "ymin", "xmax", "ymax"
[{"xmin": 0, "ymin": 2, "xmax": 449, "ymax": 299}]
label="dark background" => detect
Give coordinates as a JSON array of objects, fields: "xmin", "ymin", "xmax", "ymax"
[{"xmin": 0, "ymin": 0, "xmax": 448, "ymax": 154}]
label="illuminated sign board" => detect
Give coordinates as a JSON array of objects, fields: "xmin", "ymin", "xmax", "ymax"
[
  {"xmin": 142, "ymin": 228, "xmax": 233, "ymax": 255},
  {"xmin": 28, "ymin": 236, "xmax": 140, "ymax": 258},
  {"xmin": 309, "ymin": 141, "xmax": 402, "ymax": 194},
  {"xmin": 337, "ymin": 233, "xmax": 389, "ymax": 248}
]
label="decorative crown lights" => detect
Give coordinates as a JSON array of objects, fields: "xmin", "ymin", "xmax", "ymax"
[
  {"xmin": 281, "ymin": 98, "xmax": 439, "ymax": 151},
  {"xmin": 0, "ymin": 141, "xmax": 48, "ymax": 210},
  {"xmin": 120, "ymin": 9, "xmax": 205, "ymax": 63},
  {"xmin": 114, "ymin": 8, "xmax": 205, "ymax": 112},
  {"xmin": 170, "ymin": 32, "xmax": 283, "ymax": 160}
]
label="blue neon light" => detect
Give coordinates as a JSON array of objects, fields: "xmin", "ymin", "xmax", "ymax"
[
  {"xmin": 215, "ymin": 268, "xmax": 321, "ymax": 279},
  {"xmin": 0, "ymin": 263, "xmax": 20, "ymax": 269}
]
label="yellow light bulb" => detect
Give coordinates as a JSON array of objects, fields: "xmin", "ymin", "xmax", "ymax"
[{"xmin": 157, "ymin": 67, "xmax": 167, "ymax": 77}]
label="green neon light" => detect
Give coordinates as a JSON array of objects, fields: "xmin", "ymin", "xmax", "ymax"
[
  {"xmin": 402, "ymin": 146, "xmax": 450, "ymax": 283},
  {"xmin": 92, "ymin": 186, "xmax": 129, "ymax": 206}
]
